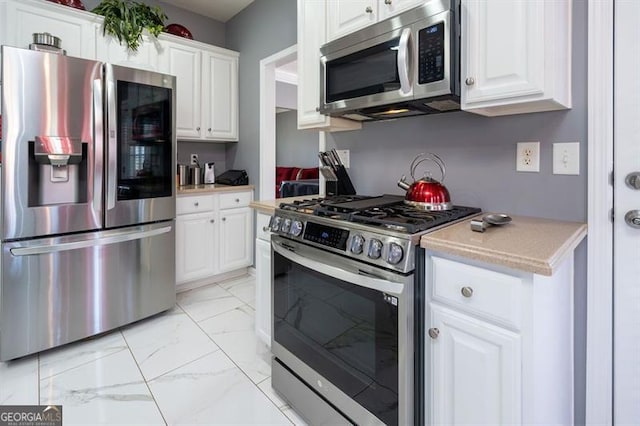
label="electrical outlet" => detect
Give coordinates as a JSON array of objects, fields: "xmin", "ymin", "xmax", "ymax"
[
  {"xmin": 190, "ymin": 153, "xmax": 199, "ymax": 165},
  {"xmin": 516, "ymin": 142, "xmax": 540, "ymax": 172},
  {"xmin": 336, "ymin": 149, "xmax": 350, "ymax": 168}
]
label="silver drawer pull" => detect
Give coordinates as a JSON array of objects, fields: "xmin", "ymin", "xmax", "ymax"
[
  {"xmin": 210, "ymin": 219, "xmax": 215, "ymax": 223},
  {"xmin": 461, "ymin": 286, "xmax": 474, "ymax": 298},
  {"xmin": 365, "ymin": 6, "xmax": 373, "ymax": 13},
  {"xmin": 262, "ymin": 226, "xmax": 271, "ymax": 232},
  {"xmin": 428, "ymin": 328, "xmax": 440, "ymax": 339},
  {"xmin": 465, "ymin": 77, "xmax": 475, "ymax": 86},
  {"xmin": 194, "ymin": 202, "xmax": 199, "ymax": 207},
  {"xmin": 235, "ymin": 198, "xmax": 240, "ymax": 202},
  {"xmin": 222, "ymin": 217, "xmax": 226, "ymax": 221}
]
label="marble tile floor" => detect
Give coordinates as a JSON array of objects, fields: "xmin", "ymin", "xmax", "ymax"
[{"xmin": 0, "ymin": 274, "xmax": 308, "ymax": 426}]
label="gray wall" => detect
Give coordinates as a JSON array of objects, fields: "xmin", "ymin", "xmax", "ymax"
[
  {"xmin": 176, "ymin": 142, "xmax": 227, "ymax": 173},
  {"xmin": 225, "ymin": 0, "xmax": 298, "ymax": 189},
  {"xmin": 327, "ymin": 1, "xmax": 588, "ymax": 423},
  {"xmin": 82, "ymin": 0, "xmax": 226, "ymax": 46},
  {"xmin": 276, "ymin": 111, "xmax": 319, "ymax": 168}
]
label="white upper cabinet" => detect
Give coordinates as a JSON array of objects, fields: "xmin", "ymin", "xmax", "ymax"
[
  {"xmin": 378, "ymin": 0, "xmax": 426, "ymax": 20},
  {"xmin": 297, "ymin": 0, "xmax": 361, "ymax": 131},
  {"xmin": 0, "ymin": 0, "xmax": 96, "ymax": 59},
  {"xmin": 160, "ymin": 36, "xmax": 239, "ymax": 142},
  {"xmin": 95, "ymin": 32, "xmax": 162, "ymax": 72},
  {"xmin": 161, "ymin": 41, "xmax": 203, "ymax": 139},
  {"xmin": 326, "ymin": 0, "xmax": 377, "ymax": 41},
  {"xmin": 461, "ymin": 0, "xmax": 572, "ymax": 116},
  {"xmin": 203, "ymin": 51, "xmax": 239, "ymax": 141}
]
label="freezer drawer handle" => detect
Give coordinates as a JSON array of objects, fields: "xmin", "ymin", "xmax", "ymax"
[{"xmin": 10, "ymin": 226, "xmax": 172, "ymax": 256}]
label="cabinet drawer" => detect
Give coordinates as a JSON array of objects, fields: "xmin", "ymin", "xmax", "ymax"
[
  {"xmin": 431, "ymin": 256, "xmax": 523, "ymax": 329},
  {"xmin": 177, "ymin": 195, "xmax": 215, "ymax": 215},
  {"xmin": 256, "ymin": 212, "xmax": 272, "ymax": 241},
  {"xmin": 219, "ymin": 191, "xmax": 251, "ymax": 209}
]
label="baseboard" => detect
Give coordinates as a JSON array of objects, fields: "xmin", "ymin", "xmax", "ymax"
[
  {"xmin": 176, "ymin": 268, "xmax": 249, "ymax": 293},
  {"xmin": 247, "ymin": 266, "xmax": 256, "ymax": 276}
]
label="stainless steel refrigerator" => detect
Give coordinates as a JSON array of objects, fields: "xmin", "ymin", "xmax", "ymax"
[{"xmin": 0, "ymin": 46, "xmax": 177, "ymax": 361}]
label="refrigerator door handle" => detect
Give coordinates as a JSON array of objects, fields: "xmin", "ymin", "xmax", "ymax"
[
  {"xmin": 93, "ymin": 78, "xmax": 104, "ymax": 215},
  {"xmin": 106, "ymin": 64, "xmax": 117, "ymax": 211},
  {"xmin": 9, "ymin": 226, "xmax": 172, "ymax": 256}
]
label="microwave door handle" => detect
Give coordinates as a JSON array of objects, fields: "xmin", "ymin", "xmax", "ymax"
[
  {"xmin": 397, "ymin": 28, "xmax": 412, "ymax": 95},
  {"xmin": 106, "ymin": 65, "xmax": 117, "ymax": 211}
]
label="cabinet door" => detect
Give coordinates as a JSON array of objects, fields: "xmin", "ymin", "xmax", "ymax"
[
  {"xmin": 163, "ymin": 42, "xmax": 202, "ymax": 139},
  {"xmin": 297, "ymin": 0, "xmax": 362, "ymax": 131},
  {"xmin": 255, "ymin": 237, "xmax": 271, "ymax": 345},
  {"xmin": 1, "ymin": 1, "xmax": 96, "ymax": 59},
  {"xmin": 203, "ymin": 51, "xmax": 239, "ymax": 141},
  {"xmin": 378, "ymin": 0, "xmax": 425, "ymax": 21},
  {"xmin": 96, "ymin": 32, "xmax": 160, "ymax": 72},
  {"xmin": 428, "ymin": 304, "xmax": 522, "ymax": 425},
  {"xmin": 219, "ymin": 207, "xmax": 253, "ymax": 272},
  {"xmin": 326, "ymin": 0, "xmax": 377, "ymax": 42},
  {"xmin": 176, "ymin": 212, "xmax": 217, "ymax": 284}
]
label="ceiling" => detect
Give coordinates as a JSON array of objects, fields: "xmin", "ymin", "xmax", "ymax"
[{"xmin": 159, "ymin": 0, "xmax": 255, "ymax": 23}]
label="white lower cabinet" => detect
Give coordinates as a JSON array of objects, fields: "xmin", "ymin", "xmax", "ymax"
[
  {"xmin": 176, "ymin": 190, "xmax": 253, "ymax": 287},
  {"xmin": 255, "ymin": 237, "xmax": 271, "ymax": 345},
  {"xmin": 176, "ymin": 211, "xmax": 217, "ymax": 283},
  {"xmin": 219, "ymin": 206, "xmax": 252, "ymax": 272},
  {"xmin": 426, "ymin": 253, "xmax": 575, "ymax": 425},
  {"xmin": 429, "ymin": 304, "xmax": 521, "ymax": 425}
]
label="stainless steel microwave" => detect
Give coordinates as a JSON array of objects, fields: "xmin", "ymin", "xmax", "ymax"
[{"xmin": 320, "ymin": 0, "xmax": 460, "ymax": 121}]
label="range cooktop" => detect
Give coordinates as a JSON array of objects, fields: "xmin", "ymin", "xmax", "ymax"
[{"xmin": 270, "ymin": 195, "xmax": 481, "ymax": 273}]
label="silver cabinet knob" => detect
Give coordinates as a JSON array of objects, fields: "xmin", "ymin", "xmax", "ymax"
[
  {"xmin": 210, "ymin": 219, "xmax": 215, "ymax": 223},
  {"xmin": 196, "ymin": 127, "xmax": 201, "ymax": 131},
  {"xmin": 461, "ymin": 286, "xmax": 474, "ymax": 298},
  {"xmin": 384, "ymin": 0, "xmax": 392, "ymax": 4},
  {"xmin": 625, "ymin": 210, "xmax": 640, "ymax": 228},
  {"xmin": 365, "ymin": 6, "xmax": 373, "ymax": 13},
  {"xmin": 465, "ymin": 77, "xmax": 475, "ymax": 86},
  {"xmin": 315, "ymin": 106, "xmax": 320, "ymax": 112},
  {"xmin": 235, "ymin": 198, "xmax": 240, "ymax": 203},
  {"xmin": 194, "ymin": 202, "xmax": 199, "ymax": 207},
  {"xmin": 222, "ymin": 217, "xmax": 226, "ymax": 221},
  {"xmin": 428, "ymin": 328, "xmax": 440, "ymax": 339},
  {"xmin": 208, "ymin": 128, "xmax": 212, "ymax": 132},
  {"xmin": 262, "ymin": 226, "xmax": 271, "ymax": 232},
  {"xmin": 626, "ymin": 172, "xmax": 640, "ymax": 189}
]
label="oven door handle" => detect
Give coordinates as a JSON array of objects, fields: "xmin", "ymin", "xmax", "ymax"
[
  {"xmin": 272, "ymin": 239, "xmax": 405, "ymax": 295},
  {"xmin": 397, "ymin": 27, "xmax": 412, "ymax": 95}
]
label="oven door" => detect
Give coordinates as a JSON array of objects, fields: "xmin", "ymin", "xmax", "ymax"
[{"xmin": 271, "ymin": 235, "xmax": 413, "ymax": 426}]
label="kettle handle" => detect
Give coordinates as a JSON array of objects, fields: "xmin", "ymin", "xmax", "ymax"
[{"xmin": 410, "ymin": 153, "xmax": 446, "ymax": 183}]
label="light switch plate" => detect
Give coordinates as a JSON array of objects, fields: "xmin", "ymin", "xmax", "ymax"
[{"xmin": 553, "ymin": 142, "xmax": 580, "ymax": 175}]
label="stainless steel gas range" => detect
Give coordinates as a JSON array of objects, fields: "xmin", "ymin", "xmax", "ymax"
[{"xmin": 268, "ymin": 194, "xmax": 480, "ymax": 425}]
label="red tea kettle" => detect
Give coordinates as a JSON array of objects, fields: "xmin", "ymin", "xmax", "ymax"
[{"xmin": 397, "ymin": 153, "xmax": 453, "ymax": 210}]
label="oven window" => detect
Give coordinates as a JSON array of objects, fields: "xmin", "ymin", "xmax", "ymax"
[
  {"xmin": 326, "ymin": 38, "xmax": 401, "ymax": 103},
  {"xmin": 273, "ymin": 250, "xmax": 399, "ymax": 426}
]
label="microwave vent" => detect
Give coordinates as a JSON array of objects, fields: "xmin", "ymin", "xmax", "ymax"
[{"xmin": 423, "ymin": 99, "xmax": 460, "ymax": 111}]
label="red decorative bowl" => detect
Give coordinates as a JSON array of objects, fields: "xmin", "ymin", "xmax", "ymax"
[
  {"xmin": 47, "ymin": 0, "xmax": 86, "ymax": 10},
  {"xmin": 165, "ymin": 24, "xmax": 193, "ymax": 40}
]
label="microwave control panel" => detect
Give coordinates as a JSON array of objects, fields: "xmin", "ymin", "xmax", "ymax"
[{"xmin": 418, "ymin": 22, "xmax": 445, "ymax": 84}]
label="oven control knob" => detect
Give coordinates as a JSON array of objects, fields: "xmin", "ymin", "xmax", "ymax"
[
  {"xmin": 387, "ymin": 243, "xmax": 404, "ymax": 265},
  {"xmin": 367, "ymin": 239, "xmax": 383, "ymax": 259},
  {"xmin": 270, "ymin": 216, "xmax": 282, "ymax": 232},
  {"xmin": 290, "ymin": 220, "xmax": 304, "ymax": 236},
  {"xmin": 281, "ymin": 218, "xmax": 292, "ymax": 234},
  {"xmin": 350, "ymin": 234, "xmax": 365, "ymax": 254}
]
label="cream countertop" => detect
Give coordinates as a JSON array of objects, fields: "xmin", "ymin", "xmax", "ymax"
[
  {"xmin": 249, "ymin": 196, "xmax": 316, "ymax": 215},
  {"xmin": 420, "ymin": 214, "xmax": 587, "ymax": 276},
  {"xmin": 177, "ymin": 184, "xmax": 254, "ymax": 195}
]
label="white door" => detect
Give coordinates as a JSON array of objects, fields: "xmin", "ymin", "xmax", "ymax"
[
  {"xmin": 428, "ymin": 304, "xmax": 521, "ymax": 425},
  {"xmin": 378, "ymin": 0, "xmax": 425, "ymax": 20},
  {"xmin": 164, "ymin": 42, "xmax": 202, "ymax": 139},
  {"xmin": 255, "ymin": 238, "xmax": 271, "ymax": 345},
  {"xmin": 203, "ymin": 51, "xmax": 238, "ymax": 141},
  {"xmin": 614, "ymin": 2, "xmax": 640, "ymax": 422},
  {"xmin": 326, "ymin": 0, "xmax": 377, "ymax": 42}
]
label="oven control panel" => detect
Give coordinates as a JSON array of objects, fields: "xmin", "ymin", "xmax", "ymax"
[{"xmin": 269, "ymin": 212, "xmax": 415, "ymax": 273}]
